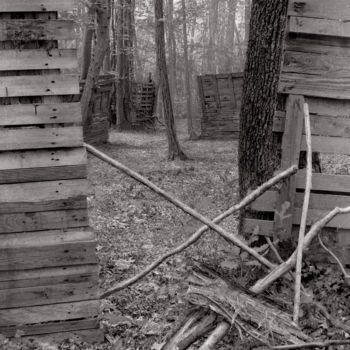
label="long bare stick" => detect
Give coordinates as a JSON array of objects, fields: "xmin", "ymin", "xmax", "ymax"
[
  {"xmin": 99, "ymin": 161, "xmax": 297, "ymax": 298},
  {"xmin": 251, "ymin": 206, "xmax": 350, "ymax": 294},
  {"xmin": 270, "ymin": 339, "xmax": 350, "ymax": 350},
  {"xmin": 293, "ymin": 103, "xmax": 312, "ymax": 324}
]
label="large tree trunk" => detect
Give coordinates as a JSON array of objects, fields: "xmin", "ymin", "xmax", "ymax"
[
  {"xmin": 239, "ymin": 0, "xmax": 288, "ymax": 200},
  {"xmin": 81, "ymin": 0, "xmax": 111, "ymax": 134},
  {"xmin": 181, "ymin": 0, "xmax": 195, "ymax": 140},
  {"xmin": 155, "ymin": 0, "xmax": 187, "ymax": 161},
  {"xmin": 116, "ymin": 0, "xmax": 134, "ymax": 129}
]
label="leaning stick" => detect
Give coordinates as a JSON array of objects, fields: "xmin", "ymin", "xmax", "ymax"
[
  {"xmin": 251, "ymin": 206, "xmax": 350, "ymax": 294},
  {"xmin": 293, "ymin": 103, "xmax": 312, "ymax": 324},
  {"xmin": 84, "ymin": 143, "xmax": 297, "ymax": 298}
]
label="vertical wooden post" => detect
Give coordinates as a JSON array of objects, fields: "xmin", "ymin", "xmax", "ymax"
[{"xmin": 273, "ymin": 94, "xmax": 304, "ymax": 240}]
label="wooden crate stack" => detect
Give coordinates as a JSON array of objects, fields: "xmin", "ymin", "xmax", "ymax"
[
  {"xmin": 0, "ymin": 0, "xmax": 101, "ymax": 341},
  {"xmin": 197, "ymin": 73, "xmax": 243, "ymax": 139},
  {"xmin": 244, "ymin": 0, "xmax": 350, "ymax": 265}
]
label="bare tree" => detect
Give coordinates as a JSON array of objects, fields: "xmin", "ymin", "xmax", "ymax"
[
  {"xmin": 155, "ymin": 0, "xmax": 187, "ymax": 161},
  {"xmin": 116, "ymin": 0, "xmax": 135, "ymax": 129},
  {"xmin": 181, "ymin": 0, "xmax": 195, "ymax": 140}
]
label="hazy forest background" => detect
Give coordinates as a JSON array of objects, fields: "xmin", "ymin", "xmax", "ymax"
[{"xmin": 75, "ymin": 0, "xmax": 250, "ymax": 130}]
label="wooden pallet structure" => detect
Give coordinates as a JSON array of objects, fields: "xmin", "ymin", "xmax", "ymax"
[
  {"xmin": 244, "ymin": 0, "xmax": 350, "ymax": 265},
  {"xmin": 81, "ymin": 74, "xmax": 115, "ymax": 144},
  {"xmin": 197, "ymin": 72, "xmax": 243, "ymax": 139},
  {"xmin": 131, "ymin": 81, "xmax": 156, "ymax": 127},
  {"xmin": 0, "ymin": 0, "xmax": 101, "ymax": 341}
]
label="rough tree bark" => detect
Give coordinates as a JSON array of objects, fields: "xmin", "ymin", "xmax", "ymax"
[
  {"xmin": 181, "ymin": 0, "xmax": 195, "ymax": 140},
  {"xmin": 81, "ymin": 0, "xmax": 111, "ymax": 134},
  {"xmin": 155, "ymin": 0, "xmax": 187, "ymax": 161},
  {"xmin": 239, "ymin": 0, "xmax": 289, "ymax": 200}
]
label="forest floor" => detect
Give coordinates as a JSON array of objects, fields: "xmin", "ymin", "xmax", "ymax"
[{"xmin": 3, "ymin": 121, "xmax": 349, "ymax": 350}]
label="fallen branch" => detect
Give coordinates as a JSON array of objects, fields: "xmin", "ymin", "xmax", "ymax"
[
  {"xmin": 270, "ymin": 339, "xmax": 350, "ymax": 350},
  {"xmin": 198, "ymin": 321, "xmax": 230, "ymax": 350},
  {"xmin": 318, "ymin": 235, "xmax": 350, "ymax": 284},
  {"xmin": 162, "ymin": 310, "xmax": 217, "ymax": 350},
  {"xmin": 251, "ymin": 206, "xmax": 350, "ymax": 294},
  {"xmin": 85, "ymin": 143, "xmax": 276, "ymax": 274},
  {"xmin": 293, "ymin": 103, "xmax": 312, "ymax": 325},
  {"xmin": 96, "ymin": 157, "xmax": 297, "ymax": 298}
]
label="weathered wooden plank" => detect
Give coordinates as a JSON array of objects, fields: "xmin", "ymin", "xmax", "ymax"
[
  {"xmin": 0, "ymin": 102, "xmax": 81, "ymax": 126},
  {"xmin": 289, "ymin": 16, "xmax": 350, "ymax": 39},
  {"xmin": 279, "ymin": 73, "xmax": 350, "ymax": 99},
  {"xmin": 0, "ymin": 0, "xmax": 76, "ymax": 12},
  {"xmin": 0, "ymin": 49, "xmax": 77, "ymax": 71},
  {"xmin": 288, "ymin": 0, "xmax": 350, "ymax": 20},
  {"xmin": 0, "ymin": 265, "xmax": 99, "ymax": 289},
  {"xmin": 273, "ymin": 95, "xmax": 304, "ymax": 240},
  {"xmin": 0, "ymin": 209, "xmax": 88, "ymax": 233},
  {"xmin": 0, "ymin": 74, "xmax": 79, "ymax": 97},
  {"xmin": 0, "ymin": 148, "xmax": 86, "ymax": 170},
  {"xmin": 0, "ymin": 319, "xmax": 99, "ymax": 339},
  {"xmin": 295, "ymin": 193, "xmax": 350, "ymax": 211},
  {"xmin": 243, "ymin": 219, "xmax": 274, "ymax": 237},
  {"xmin": 0, "ymin": 179, "xmax": 90, "ymax": 204},
  {"xmin": 0, "ymin": 241, "xmax": 97, "ymax": 271},
  {"xmin": 273, "ymin": 114, "xmax": 350, "ymax": 138},
  {"xmin": 0, "ymin": 20, "xmax": 76, "ymax": 41},
  {"xmin": 296, "ymin": 171, "xmax": 350, "ymax": 193},
  {"xmin": 0, "ymin": 127, "xmax": 83, "ymax": 151},
  {"xmin": 285, "ymin": 36, "xmax": 350, "ymax": 55},
  {"xmin": 0, "ymin": 281, "xmax": 98, "ymax": 309},
  {"xmin": 0, "ymin": 148, "xmax": 87, "ymax": 184},
  {"xmin": 0, "ymin": 229, "xmax": 94, "ymax": 248},
  {"xmin": 293, "ymin": 208, "xmax": 350, "ymax": 229},
  {"xmin": 0, "ymin": 196, "xmax": 86, "ymax": 214},
  {"xmin": 283, "ymin": 50, "xmax": 350, "ymax": 78},
  {"xmin": 25, "ymin": 328, "xmax": 103, "ymax": 344},
  {"xmin": 0, "ymin": 300, "xmax": 99, "ymax": 326},
  {"xmin": 301, "ymin": 135, "xmax": 350, "ymax": 154}
]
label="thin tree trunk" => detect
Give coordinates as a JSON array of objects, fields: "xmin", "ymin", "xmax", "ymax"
[
  {"xmin": 166, "ymin": 0, "xmax": 177, "ymax": 104},
  {"xmin": 207, "ymin": 0, "xmax": 219, "ymax": 74},
  {"xmin": 81, "ymin": 0, "xmax": 111, "ymax": 133},
  {"xmin": 116, "ymin": 0, "xmax": 134, "ymax": 129},
  {"xmin": 181, "ymin": 0, "xmax": 195, "ymax": 140},
  {"xmin": 155, "ymin": 0, "xmax": 187, "ymax": 161}
]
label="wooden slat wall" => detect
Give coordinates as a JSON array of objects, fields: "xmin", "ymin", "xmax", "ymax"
[
  {"xmin": 197, "ymin": 73, "xmax": 243, "ymax": 139},
  {"xmin": 0, "ymin": 2, "xmax": 100, "ymax": 340},
  {"xmin": 246, "ymin": 0, "xmax": 350, "ymax": 265}
]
